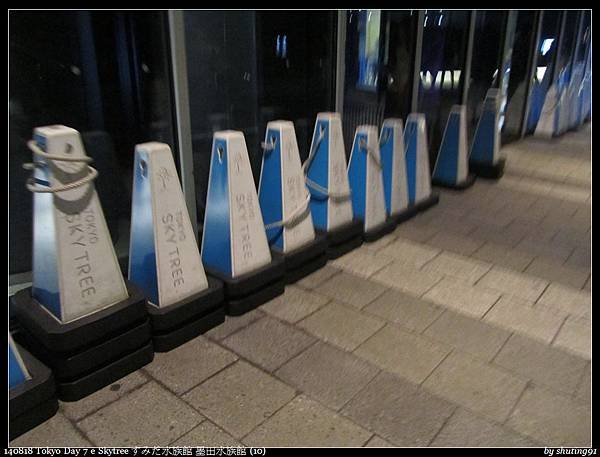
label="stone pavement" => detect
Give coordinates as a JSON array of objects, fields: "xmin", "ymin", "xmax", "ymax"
[{"xmin": 11, "ymin": 125, "xmax": 591, "ymax": 447}]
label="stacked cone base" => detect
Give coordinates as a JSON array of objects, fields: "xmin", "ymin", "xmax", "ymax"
[
  {"xmin": 322, "ymin": 219, "xmax": 364, "ymax": 260},
  {"xmin": 470, "ymin": 158, "xmax": 506, "ymax": 180},
  {"xmin": 363, "ymin": 217, "xmax": 398, "ymax": 243},
  {"xmin": 432, "ymin": 173, "xmax": 477, "ymax": 191},
  {"xmin": 273, "ymin": 232, "xmax": 329, "ymax": 285}
]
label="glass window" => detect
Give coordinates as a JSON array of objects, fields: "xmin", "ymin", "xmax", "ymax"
[
  {"xmin": 525, "ymin": 10, "xmax": 562, "ymax": 134},
  {"xmin": 342, "ymin": 10, "xmax": 417, "ymax": 153},
  {"xmin": 502, "ymin": 11, "xmax": 537, "ymax": 143},
  {"xmin": 465, "ymin": 11, "xmax": 507, "ymax": 142},
  {"xmin": 183, "ymin": 11, "xmax": 337, "ymax": 225},
  {"xmin": 418, "ymin": 10, "xmax": 470, "ymax": 166},
  {"xmin": 9, "ymin": 11, "xmax": 176, "ymax": 277}
]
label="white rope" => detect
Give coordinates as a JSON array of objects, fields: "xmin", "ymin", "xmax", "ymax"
[
  {"xmin": 359, "ymin": 138, "xmax": 382, "ymax": 169},
  {"xmin": 264, "ymin": 192, "xmax": 311, "ymax": 230},
  {"xmin": 24, "ymin": 140, "xmax": 98, "ymax": 193},
  {"xmin": 302, "ymin": 127, "xmax": 351, "ymax": 200}
]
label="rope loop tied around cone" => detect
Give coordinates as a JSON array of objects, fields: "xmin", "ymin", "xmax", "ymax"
[
  {"xmin": 264, "ymin": 192, "xmax": 312, "ymax": 230},
  {"xmin": 358, "ymin": 137, "xmax": 382, "ymax": 169},
  {"xmin": 302, "ymin": 125, "xmax": 351, "ymax": 201},
  {"xmin": 23, "ymin": 140, "xmax": 98, "ymax": 193}
]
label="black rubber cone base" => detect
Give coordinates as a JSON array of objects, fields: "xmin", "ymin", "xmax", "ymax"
[
  {"xmin": 206, "ymin": 255, "xmax": 285, "ymax": 316},
  {"xmin": 11, "ymin": 281, "xmax": 147, "ymax": 353},
  {"xmin": 272, "ymin": 232, "xmax": 328, "ymax": 284},
  {"xmin": 433, "ymin": 173, "xmax": 477, "ymax": 190},
  {"xmin": 413, "ymin": 192, "xmax": 440, "ymax": 213},
  {"xmin": 57, "ymin": 342, "xmax": 154, "ymax": 402},
  {"xmin": 470, "ymin": 158, "xmax": 506, "ymax": 180},
  {"xmin": 321, "ymin": 219, "xmax": 364, "ymax": 260},
  {"xmin": 9, "ymin": 344, "xmax": 58, "ymax": 441},
  {"xmin": 363, "ymin": 216, "xmax": 397, "ymax": 243},
  {"xmin": 146, "ymin": 276, "xmax": 225, "ymax": 352},
  {"xmin": 391, "ymin": 205, "xmax": 419, "ymax": 225}
]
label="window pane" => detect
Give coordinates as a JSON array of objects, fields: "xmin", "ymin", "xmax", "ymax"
[
  {"xmin": 9, "ymin": 11, "xmax": 177, "ymax": 276},
  {"xmin": 418, "ymin": 10, "xmax": 470, "ymax": 166}
]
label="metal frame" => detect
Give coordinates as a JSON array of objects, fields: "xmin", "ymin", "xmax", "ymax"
[
  {"xmin": 410, "ymin": 10, "xmax": 425, "ymax": 113},
  {"xmin": 521, "ymin": 10, "xmax": 544, "ymax": 138},
  {"xmin": 335, "ymin": 10, "xmax": 347, "ymax": 114},
  {"xmin": 168, "ymin": 10, "xmax": 198, "ymax": 240},
  {"xmin": 461, "ymin": 11, "xmax": 477, "ymax": 107}
]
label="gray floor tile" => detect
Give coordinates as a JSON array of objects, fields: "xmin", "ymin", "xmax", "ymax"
[
  {"xmin": 296, "ymin": 264, "xmax": 342, "ymax": 290},
  {"xmin": 342, "ymin": 371, "xmax": 456, "ymax": 446},
  {"xmin": 10, "ymin": 413, "xmax": 92, "ymax": 447},
  {"xmin": 420, "ymin": 251, "xmax": 492, "ymax": 285},
  {"xmin": 275, "ymin": 341, "xmax": 379, "ymax": 410},
  {"xmin": 182, "ymin": 361, "xmax": 295, "ymax": 438},
  {"xmin": 171, "ymin": 421, "xmax": 241, "ymax": 447},
  {"xmin": 330, "ymin": 248, "xmax": 395, "ymax": 279},
  {"xmin": 314, "ymin": 271, "xmax": 388, "ymax": 309},
  {"xmin": 260, "ymin": 285, "xmax": 329, "ymax": 323},
  {"xmin": 205, "ymin": 309, "xmax": 265, "ymax": 341},
  {"xmin": 423, "ymin": 277, "xmax": 501, "ymax": 318}
]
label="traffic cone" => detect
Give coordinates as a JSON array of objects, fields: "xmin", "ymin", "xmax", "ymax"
[
  {"xmin": 201, "ymin": 130, "xmax": 285, "ymax": 316},
  {"xmin": 9, "ymin": 333, "xmax": 58, "ymax": 440},
  {"xmin": 432, "ymin": 105, "xmax": 476, "ymax": 189},
  {"xmin": 258, "ymin": 121, "xmax": 328, "ymax": 284},
  {"xmin": 11, "ymin": 125, "xmax": 153, "ymax": 401},
  {"xmin": 348, "ymin": 125, "xmax": 397, "ymax": 242},
  {"xmin": 534, "ymin": 83, "xmax": 560, "ymax": 138},
  {"xmin": 128, "ymin": 142, "xmax": 225, "ymax": 352},
  {"xmin": 305, "ymin": 113, "xmax": 363, "ymax": 259},
  {"xmin": 469, "ymin": 88, "xmax": 506, "ymax": 179},
  {"xmin": 379, "ymin": 118, "xmax": 417, "ymax": 223},
  {"xmin": 404, "ymin": 114, "xmax": 440, "ymax": 212}
]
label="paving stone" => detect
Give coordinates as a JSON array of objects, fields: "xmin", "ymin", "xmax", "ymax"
[
  {"xmin": 514, "ymin": 237, "xmax": 574, "ymax": 263},
  {"xmin": 342, "ymin": 371, "xmax": 455, "ymax": 446},
  {"xmin": 61, "ymin": 370, "xmax": 150, "ymax": 421},
  {"xmin": 296, "ymin": 264, "xmax": 341, "ymax": 290},
  {"xmin": 424, "ymin": 311, "xmax": 510, "ymax": 361},
  {"xmin": 244, "ymin": 395, "xmax": 371, "ymax": 447},
  {"xmin": 420, "ymin": 251, "xmax": 492, "ymax": 284},
  {"xmin": 171, "ymin": 421, "xmax": 241, "ymax": 447},
  {"xmin": 394, "ymin": 222, "xmax": 440, "ymax": 243},
  {"xmin": 144, "ymin": 336, "xmax": 237, "ymax": 395},
  {"xmin": 275, "ymin": 341, "xmax": 379, "ymax": 410},
  {"xmin": 575, "ymin": 365, "xmax": 591, "ymax": 404},
  {"xmin": 298, "ymin": 301, "xmax": 385, "ymax": 351},
  {"xmin": 380, "ymin": 238, "xmax": 441, "ymax": 267},
  {"xmin": 426, "ymin": 232, "xmax": 485, "ymax": 256},
  {"xmin": 222, "ymin": 316, "xmax": 315, "ymax": 372},
  {"xmin": 363, "ymin": 288, "xmax": 444, "ymax": 333},
  {"xmin": 536, "ymin": 282, "xmax": 591, "ymax": 319},
  {"xmin": 552, "ymin": 315, "xmax": 591, "ymax": 360},
  {"xmin": 354, "ymin": 325, "xmax": 450, "ymax": 384},
  {"xmin": 506, "ymin": 385, "xmax": 591, "ymax": 446},
  {"xmin": 423, "ymin": 278, "xmax": 500, "ymax": 318},
  {"xmin": 330, "ymin": 248, "xmax": 395, "ymax": 279},
  {"xmin": 260, "ymin": 285, "xmax": 329, "ymax": 323},
  {"xmin": 182, "ymin": 361, "xmax": 295, "ymax": 438},
  {"xmin": 10, "ymin": 413, "xmax": 92, "ymax": 447},
  {"xmin": 477, "ymin": 267, "xmax": 549, "ymax": 302},
  {"xmin": 205, "ymin": 309, "xmax": 264, "ymax": 341},
  {"xmin": 564, "ymin": 246, "xmax": 591, "ymax": 270},
  {"xmin": 364, "ymin": 435, "xmax": 395, "ymax": 447},
  {"xmin": 372, "ymin": 262, "xmax": 443, "ymax": 297},
  {"xmin": 362, "ymin": 233, "xmax": 398, "ymax": 252},
  {"xmin": 430, "ymin": 408, "xmax": 539, "ymax": 447},
  {"xmin": 314, "ymin": 271, "xmax": 387, "ymax": 309},
  {"xmin": 423, "ymin": 352, "xmax": 527, "ymax": 423},
  {"xmin": 484, "ymin": 296, "xmax": 566, "ymax": 344},
  {"xmin": 471, "ymin": 242, "xmax": 535, "ymax": 271},
  {"xmin": 494, "ymin": 333, "xmax": 588, "ymax": 395},
  {"xmin": 78, "ymin": 381, "xmax": 202, "ymax": 446},
  {"xmin": 525, "ymin": 258, "xmax": 589, "ymax": 289}
]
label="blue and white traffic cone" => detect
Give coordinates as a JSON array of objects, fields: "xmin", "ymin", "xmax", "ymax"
[
  {"xmin": 404, "ymin": 114, "xmax": 440, "ymax": 212},
  {"xmin": 258, "ymin": 121, "xmax": 328, "ymax": 284},
  {"xmin": 128, "ymin": 142, "xmax": 225, "ymax": 351},
  {"xmin": 432, "ymin": 105, "xmax": 476, "ymax": 189},
  {"xmin": 379, "ymin": 118, "xmax": 416, "ymax": 224},
  {"xmin": 11, "ymin": 125, "xmax": 153, "ymax": 401},
  {"xmin": 535, "ymin": 83, "xmax": 561, "ymax": 138},
  {"xmin": 9, "ymin": 333, "xmax": 58, "ymax": 440},
  {"xmin": 304, "ymin": 113, "xmax": 363, "ymax": 259},
  {"xmin": 348, "ymin": 125, "xmax": 396, "ymax": 242},
  {"xmin": 469, "ymin": 89, "xmax": 506, "ymax": 179},
  {"xmin": 201, "ymin": 130, "xmax": 285, "ymax": 316}
]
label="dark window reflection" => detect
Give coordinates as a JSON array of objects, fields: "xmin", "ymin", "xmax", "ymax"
[
  {"xmin": 9, "ymin": 11, "xmax": 176, "ymax": 275},
  {"xmin": 184, "ymin": 11, "xmax": 336, "ymax": 225},
  {"xmin": 343, "ymin": 10, "xmax": 417, "ymax": 154},
  {"xmin": 418, "ymin": 10, "xmax": 470, "ymax": 168},
  {"xmin": 525, "ymin": 10, "xmax": 561, "ymax": 134},
  {"xmin": 502, "ymin": 11, "xmax": 537, "ymax": 143},
  {"xmin": 466, "ymin": 11, "xmax": 507, "ymax": 142}
]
